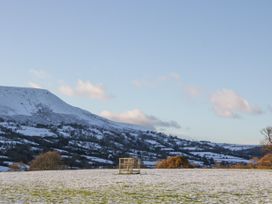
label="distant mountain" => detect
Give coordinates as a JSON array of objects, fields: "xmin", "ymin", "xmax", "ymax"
[
  {"xmin": 0, "ymin": 86, "xmax": 145, "ymax": 131},
  {"xmin": 0, "ymin": 86, "xmax": 262, "ymax": 171}
]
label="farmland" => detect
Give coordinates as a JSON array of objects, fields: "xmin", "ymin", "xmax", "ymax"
[{"xmin": 0, "ymin": 169, "xmax": 271, "ymax": 203}]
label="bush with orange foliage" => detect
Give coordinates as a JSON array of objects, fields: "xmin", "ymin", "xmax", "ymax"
[
  {"xmin": 228, "ymin": 154, "xmax": 272, "ymax": 169},
  {"xmin": 256, "ymin": 154, "xmax": 272, "ymax": 169},
  {"xmin": 156, "ymin": 156, "xmax": 191, "ymax": 169},
  {"xmin": 29, "ymin": 151, "xmax": 63, "ymax": 171}
]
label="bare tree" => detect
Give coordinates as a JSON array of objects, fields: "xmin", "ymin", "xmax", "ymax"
[{"xmin": 261, "ymin": 127, "xmax": 272, "ymax": 152}]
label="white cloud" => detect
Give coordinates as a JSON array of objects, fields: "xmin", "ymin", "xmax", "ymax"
[
  {"xmin": 28, "ymin": 82, "xmax": 42, "ymax": 89},
  {"xmin": 29, "ymin": 69, "xmax": 48, "ymax": 79},
  {"xmin": 76, "ymin": 80, "xmax": 111, "ymax": 100},
  {"xmin": 210, "ymin": 89, "xmax": 262, "ymax": 118},
  {"xmin": 58, "ymin": 85, "xmax": 74, "ymax": 96},
  {"xmin": 58, "ymin": 80, "xmax": 111, "ymax": 100},
  {"xmin": 132, "ymin": 72, "xmax": 181, "ymax": 88},
  {"xmin": 184, "ymin": 85, "xmax": 202, "ymax": 97},
  {"xmin": 100, "ymin": 109, "xmax": 181, "ymax": 130}
]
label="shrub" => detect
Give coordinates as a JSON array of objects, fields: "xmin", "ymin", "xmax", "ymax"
[
  {"xmin": 228, "ymin": 154, "xmax": 272, "ymax": 169},
  {"xmin": 9, "ymin": 163, "xmax": 21, "ymax": 171},
  {"xmin": 256, "ymin": 154, "xmax": 272, "ymax": 169},
  {"xmin": 29, "ymin": 151, "xmax": 63, "ymax": 171},
  {"xmin": 229, "ymin": 163, "xmax": 249, "ymax": 169},
  {"xmin": 9, "ymin": 162, "xmax": 28, "ymax": 171},
  {"xmin": 156, "ymin": 156, "xmax": 191, "ymax": 169}
]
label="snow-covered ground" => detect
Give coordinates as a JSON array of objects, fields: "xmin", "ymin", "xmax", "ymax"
[
  {"xmin": 16, "ymin": 126, "xmax": 56, "ymax": 137},
  {"xmin": 191, "ymin": 151, "xmax": 249, "ymax": 163},
  {"xmin": 217, "ymin": 143, "xmax": 256, "ymax": 151},
  {"xmin": 0, "ymin": 166, "xmax": 9, "ymax": 172},
  {"xmin": 0, "ymin": 169, "xmax": 271, "ymax": 203},
  {"xmin": 84, "ymin": 155, "xmax": 114, "ymax": 164}
]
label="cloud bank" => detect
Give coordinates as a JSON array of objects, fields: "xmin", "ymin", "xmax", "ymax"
[
  {"xmin": 210, "ymin": 89, "xmax": 262, "ymax": 118},
  {"xmin": 100, "ymin": 109, "xmax": 181, "ymax": 130},
  {"xmin": 59, "ymin": 80, "xmax": 111, "ymax": 100}
]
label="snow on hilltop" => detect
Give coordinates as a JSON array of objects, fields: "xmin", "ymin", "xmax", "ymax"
[
  {"xmin": 0, "ymin": 86, "xmax": 82, "ymax": 116},
  {"xmin": 0, "ymin": 86, "xmax": 145, "ymax": 131}
]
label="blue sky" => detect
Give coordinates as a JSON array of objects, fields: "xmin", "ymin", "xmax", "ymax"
[{"xmin": 0, "ymin": 0, "xmax": 271, "ymax": 144}]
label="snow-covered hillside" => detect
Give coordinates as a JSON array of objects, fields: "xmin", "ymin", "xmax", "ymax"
[
  {"xmin": 0, "ymin": 86, "xmax": 262, "ymax": 171},
  {"xmin": 0, "ymin": 86, "xmax": 145, "ymax": 131}
]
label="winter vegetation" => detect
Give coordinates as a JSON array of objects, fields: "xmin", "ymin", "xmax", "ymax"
[
  {"xmin": 261, "ymin": 127, "xmax": 272, "ymax": 152},
  {"xmin": 156, "ymin": 156, "xmax": 191, "ymax": 168},
  {"xmin": 29, "ymin": 151, "xmax": 63, "ymax": 171}
]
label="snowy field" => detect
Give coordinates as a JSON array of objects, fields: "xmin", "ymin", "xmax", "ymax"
[{"xmin": 0, "ymin": 169, "xmax": 271, "ymax": 203}]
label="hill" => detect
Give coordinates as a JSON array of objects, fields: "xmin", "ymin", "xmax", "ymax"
[{"xmin": 0, "ymin": 86, "xmax": 262, "ymax": 171}]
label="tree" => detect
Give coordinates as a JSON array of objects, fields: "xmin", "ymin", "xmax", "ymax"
[
  {"xmin": 29, "ymin": 151, "xmax": 63, "ymax": 171},
  {"xmin": 6, "ymin": 144, "xmax": 33, "ymax": 163},
  {"xmin": 261, "ymin": 127, "xmax": 272, "ymax": 152},
  {"xmin": 253, "ymin": 127, "xmax": 272, "ymax": 169}
]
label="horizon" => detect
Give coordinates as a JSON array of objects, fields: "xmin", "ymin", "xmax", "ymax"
[{"xmin": 1, "ymin": 1, "xmax": 272, "ymax": 144}]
